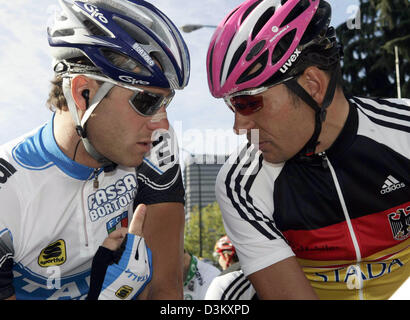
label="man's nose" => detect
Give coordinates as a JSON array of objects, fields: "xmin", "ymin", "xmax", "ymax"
[
  {"xmin": 147, "ymin": 106, "xmax": 169, "ymax": 131},
  {"xmin": 233, "ymin": 112, "xmax": 254, "ymax": 135}
]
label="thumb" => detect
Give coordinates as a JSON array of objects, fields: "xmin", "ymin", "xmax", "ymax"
[{"xmin": 128, "ymin": 204, "xmax": 147, "ymax": 236}]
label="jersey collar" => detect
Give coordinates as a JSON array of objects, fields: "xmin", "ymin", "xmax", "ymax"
[
  {"xmin": 41, "ymin": 114, "xmax": 96, "ymax": 180},
  {"xmin": 325, "ymin": 100, "xmax": 358, "ymax": 160}
]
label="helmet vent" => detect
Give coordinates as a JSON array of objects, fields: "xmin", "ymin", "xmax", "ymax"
[
  {"xmin": 236, "ymin": 50, "xmax": 269, "ymax": 84},
  {"xmin": 241, "ymin": 0, "xmax": 263, "ymax": 24},
  {"xmin": 271, "ymin": 29, "xmax": 296, "ymax": 65},
  {"xmin": 279, "ymin": 0, "xmax": 310, "ymax": 28},
  {"xmin": 101, "ymin": 48, "xmax": 150, "ymax": 76},
  {"xmin": 208, "ymin": 44, "xmax": 215, "ymax": 91},
  {"xmin": 113, "ymin": 16, "xmax": 150, "ymax": 45},
  {"xmin": 251, "ymin": 6, "xmax": 276, "ymax": 40},
  {"xmin": 246, "ymin": 40, "xmax": 266, "ymax": 61},
  {"xmin": 83, "ymin": 19, "xmax": 109, "ymax": 37},
  {"xmin": 220, "ymin": 33, "xmax": 236, "ymax": 83},
  {"xmin": 223, "ymin": 7, "xmax": 240, "ymax": 26},
  {"xmin": 227, "ymin": 41, "xmax": 248, "ymax": 80},
  {"xmin": 51, "ymin": 28, "xmax": 75, "ymax": 37},
  {"xmin": 299, "ymin": 1, "xmax": 331, "ymax": 46}
]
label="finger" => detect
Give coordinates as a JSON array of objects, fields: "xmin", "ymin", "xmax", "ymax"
[
  {"xmin": 102, "ymin": 228, "xmax": 127, "ymax": 250},
  {"xmin": 128, "ymin": 204, "xmax": 147, "ymax": 236},
  {"xmin": 108, "ymin": 228, "xmax": 128, "ymax": 240}
]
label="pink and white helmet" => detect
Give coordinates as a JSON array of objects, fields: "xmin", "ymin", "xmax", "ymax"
[{"xmin": 207, "ymin": 0, "xmax": 334, "ymax": 98}]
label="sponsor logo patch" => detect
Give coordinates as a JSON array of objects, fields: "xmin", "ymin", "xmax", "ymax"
[
  {"xmin": 38, "ymin": 239, "xmax": 67, "ymax": 267},
  {"xmin": 106, "ymin": 211, "xmax": 129, "ymax": 234},
  {"xmin": 115, "ymin": 285, "xmax": 133, "ymax": 299}
]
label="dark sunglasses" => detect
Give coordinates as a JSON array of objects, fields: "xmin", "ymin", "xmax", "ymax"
[
  {"xmin": 224, "ymin": 76, "xmax": 296, "ymax": 116},
  {"xmin": 85, "ymin": 73, "xmax": 175, "ymax": 116},
  {"xmin": 129, "ymin": 89, "xmax": 174, "ymax": 116}
]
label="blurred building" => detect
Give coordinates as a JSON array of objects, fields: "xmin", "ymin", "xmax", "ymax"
[{"xmin": 183, "ymin": 154, "xmax": 229, "ymax": 216}]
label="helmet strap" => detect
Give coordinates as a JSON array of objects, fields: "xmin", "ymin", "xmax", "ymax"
[
  {"xmin": 62, "ymin": 77, "xmax": 116, "ymax": 167},
  {"xmin": 284, "ymin": 66, "xmax": 338, "ymax": 160}
]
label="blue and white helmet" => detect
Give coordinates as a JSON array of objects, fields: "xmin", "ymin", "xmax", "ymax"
[
  {"xmin": 48, "ymin": 0, "xmax": 190, "ymax": 90},
  {"xmin": 47, "ymin": 0, "xmax": 190, "ymax": 166}
]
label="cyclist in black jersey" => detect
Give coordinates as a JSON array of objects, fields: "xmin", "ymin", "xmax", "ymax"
[{"xmin": 206, "ymin": 0, "xmax": 409, "ymax": 299}]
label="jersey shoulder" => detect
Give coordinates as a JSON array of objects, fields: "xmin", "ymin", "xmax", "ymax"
[
  {"xmin": 205, "ymin": 270, "xmax": 256, "ymax": 300},
  {"xmin": 136, "ymin": 126, "xmax": 185, "ymax": 205},
  {"xmin": 350, "ymin": 97, "xmax": 410, "ymax": 153}
]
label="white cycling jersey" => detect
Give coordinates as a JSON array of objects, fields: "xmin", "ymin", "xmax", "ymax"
[
  {"xmin": 205, "ymin": 263, "xmax": 256, "ymax": 300},
  {"xmin": 216, "ymin": 97, "xmax": 410, "ymax": 300},
  {"xmin": 0, "ymin": 115, "xmax": 184, "ymax": 300},
  {"xmin": 183, "ymin": 255, "xmax": 221, "ymax": 300}
]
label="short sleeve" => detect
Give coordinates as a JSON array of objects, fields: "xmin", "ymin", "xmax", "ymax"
[
  {"xmin": 215, "ymin": 143, "xmax": 294, "ymax": 277},
  {"xmin": 135, "ymin": 126, "xmax": 185, "ymax": 206}
]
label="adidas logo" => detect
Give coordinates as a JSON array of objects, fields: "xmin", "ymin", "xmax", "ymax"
[{"xmin": 380, "ymin": 175, "xmax": 406, "ymax": 194}]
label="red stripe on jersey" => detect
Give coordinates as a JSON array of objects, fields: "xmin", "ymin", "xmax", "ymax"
[{"xmin": 283, "ymin": 202, "xmax": 410, "ymax": 261}]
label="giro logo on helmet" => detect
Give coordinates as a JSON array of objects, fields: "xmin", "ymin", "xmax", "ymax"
[
  {"xmin": 119, "ymin": 75, "xmax": 150, "ymax": 86},
  {"xmin": 84, "ymin": 4, "xmax": 109, "ymax": 24},
  {"xmin": 279, "ymin": 48, "xmax": 301, "ymax": 74}
]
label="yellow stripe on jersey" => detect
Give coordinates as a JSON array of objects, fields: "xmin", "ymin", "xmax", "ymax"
[{"xmin": 296, "ymin": 239, "xmax": 410, "ymax": 300}]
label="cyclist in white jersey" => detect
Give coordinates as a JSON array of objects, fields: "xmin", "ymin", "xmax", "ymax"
[
  {"xmin": 0, "ymin": 0, "xmax": 190, "ymax": 300},
  {"xmin": 183, "ymin": 251, "xmax": 220, "ymax": 300},
  {"xmin": 205, "ymin": 235, "xmax": 256, "ymax": 300},
  {"xmin": 206, "ymin": 0, "xmax": 409, "ymax": 299}
]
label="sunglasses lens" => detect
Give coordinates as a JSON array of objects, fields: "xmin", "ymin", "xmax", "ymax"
[
  {"xmin": 229, "ymin": 95, "xmax": 264, "ymax": 115},
  {"xmin": 130, "ymin": 91, "xmax": 165, "ymax": 116}
]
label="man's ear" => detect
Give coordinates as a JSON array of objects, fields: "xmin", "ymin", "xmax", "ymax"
[
  {"xmin": 302, "ymin": 66, "xmax": 329, "ymax": 105},
  {"xmin": 71, "ymin": 75, "xmax": 92, "ymax": 111}
]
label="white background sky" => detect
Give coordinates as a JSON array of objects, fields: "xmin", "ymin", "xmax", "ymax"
[
  {"xmin": 0, "ymin": 0, "xmax": 361, "ymax": 152},
  {"xmin": 0, "ymin": 0, "xmax": 407, "ymax": 299}
]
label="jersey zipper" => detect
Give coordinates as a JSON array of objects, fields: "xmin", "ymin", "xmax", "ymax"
[
  {"xmin": 319, "ymin": 152, "xmax": 364, "ymax": 300},
  {"xmin": 81, "ymin": 180, "xmax": 89, "ymax": 248},
  {"xmin": 93, "ymin": 168, "xmax": 99, "ymax": 189},
  {"xmin": 80, "ymin": 169, "xmax": 102, "ymax": 249}
]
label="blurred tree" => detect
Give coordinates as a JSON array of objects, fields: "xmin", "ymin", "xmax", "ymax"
[
  {"xmin": 184, "ymin": 202, "xmax": 226, "ymax": 261},
  {"xmin": 336, "ymin": 0, "xmax": 409, "ymax": 97}
]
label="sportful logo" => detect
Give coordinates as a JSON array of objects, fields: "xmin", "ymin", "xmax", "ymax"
[
  {"xmin": 279, "ymin": 48, "xmax": 302, "ymax": 74},
  {"xmin": 115, "ymin": 285, "xmax": 133, "ymax": 299},
  {"xmin": 380, "ymin": 175, "xmax": 406, "ymax": 194},
  {"xmin": 84, "ymin": 4, "xmax": 109, "ymax": 24},
  {"xmin": 38, "ymin": 240, "xmax": 67, "ymax": 267}
]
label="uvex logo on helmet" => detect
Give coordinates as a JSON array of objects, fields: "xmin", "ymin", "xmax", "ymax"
[
  {"xmin": 279, "ymin": 48, "xmax": 301, "ymax": 74},
  {"xmin": 84, "ymin": 4, "xmax": 109, "ymax": 24}
]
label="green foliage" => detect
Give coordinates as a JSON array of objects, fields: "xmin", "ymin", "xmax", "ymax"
[
  {"xmin": 336, "ymin": 0, "xmax": 409, "ymax": 98},
  {"xmin": 184, "ymin": 202, "xmax": 226, "ymax": 261}
]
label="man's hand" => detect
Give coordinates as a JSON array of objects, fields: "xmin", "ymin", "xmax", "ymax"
[
  {"xmin": 86, "ymin": 204, "xmax": 153, "ymax": 300},
  {"xmin": 101, "ymin": 203, "xmax": 146, "ymax": 250}
]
